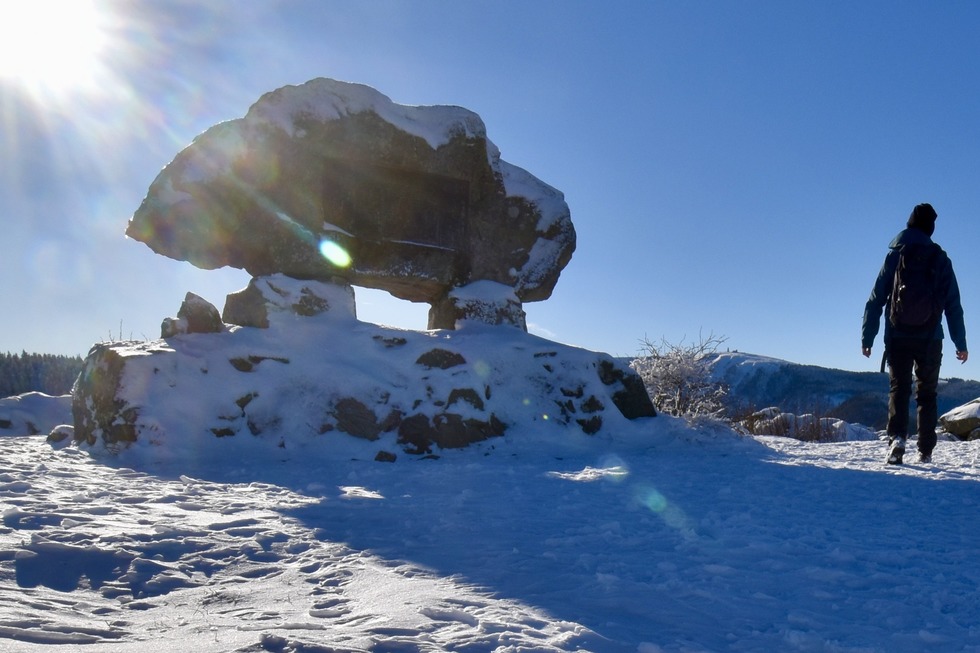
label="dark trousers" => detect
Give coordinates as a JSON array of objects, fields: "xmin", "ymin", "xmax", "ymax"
[{"xmin": 887, "ymin": 338, "xmax": 943, "ymax": 454}]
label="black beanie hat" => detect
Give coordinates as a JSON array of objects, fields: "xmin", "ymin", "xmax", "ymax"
[{"xmin": 907, "ymin": 203, "xmax": 937, "ymax": 237}]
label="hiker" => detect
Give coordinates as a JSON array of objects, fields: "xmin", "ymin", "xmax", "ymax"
[{"xmin": 861, "ymin": 203, "xmax": 968, "ymax": 465}]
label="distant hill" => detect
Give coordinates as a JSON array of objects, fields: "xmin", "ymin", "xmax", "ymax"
[{"xmin": 705, "ymin": 352, "xmax": 980, "ymax": 430}]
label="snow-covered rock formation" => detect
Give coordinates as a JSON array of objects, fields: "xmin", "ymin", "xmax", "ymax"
[
  {"xmin": 72, "ymin": 277, "xmax": 654, "ymax": 459},
  {"xmin": 940, "ymin": 399, "xmax": 980, "ymax": 440},
  {"xmin": 127, "ymin": 77, "xmax": 575, "ymax": 330},
  {"xmin": 71, "ymin": 78, "xmax": 652, "ymax": 459}
]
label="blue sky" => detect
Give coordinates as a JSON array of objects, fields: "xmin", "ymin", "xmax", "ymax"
[{"xmin": 2, "ymin": 0, "xmax": 979, "ymax": 379}]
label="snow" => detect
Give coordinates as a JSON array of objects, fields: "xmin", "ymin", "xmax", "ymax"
[
  {"xmin": 0, "ymin": 392, "xmax": 71, "ymax": 436},
  {"xmin": 69, "ymin": 276, "xmax": 657, "ymax": 463},
  {"xmin": 4, "ymin": 319, "xmax": 980, "ymax": 651},
  {"xmin": 449, "ymin": 280, "xmax": 517, "ymax": 303},
  {"xmin": 245, "ymin": 78, "xmax": 487, "ymax": 152},
  {"xmin": 708, "ymin": 351, "xmax": 792, "ymax": 388}
]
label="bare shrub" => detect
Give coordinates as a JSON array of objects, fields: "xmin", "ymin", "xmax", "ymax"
[{"xmin": 631, "ymin": 332, "xmax": 729, "ymax": 419}]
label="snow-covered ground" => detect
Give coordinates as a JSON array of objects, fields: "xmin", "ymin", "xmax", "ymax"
[
  {"xmin": 3, "ymin": 420, "xmax": 980, "ymax": 652},
  {"xmin": 0, "ymin": 393, "xmax": 71, "ymax": 437}
]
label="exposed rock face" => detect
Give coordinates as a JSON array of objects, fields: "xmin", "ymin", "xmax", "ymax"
[
  {"xmin": 161, "ymin": 292, "xmax": 224, "ymax": 338},
  {"xmin": 127, "ymin": 77, "xmax": 574, "ymax": 330},
  {"xmin": 72, "ymin": 343, "xmax": 144, "ymax": 449},
  {"xmin": 70, "ymin": 277, "xmax": 655, "ymax": 458},
  {"xmin": 428, "ymin": 281, "xmax": 527, "ymax": 330}
]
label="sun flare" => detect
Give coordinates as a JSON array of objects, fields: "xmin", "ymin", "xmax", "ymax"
[{"xmin": 0, "ymin": 0, "xmax": 108, "ymax": 94}]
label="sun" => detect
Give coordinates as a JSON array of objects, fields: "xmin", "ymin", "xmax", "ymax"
[{"xmin": 0, "ymin": 0, "xmax": 109, "ymax": 95}]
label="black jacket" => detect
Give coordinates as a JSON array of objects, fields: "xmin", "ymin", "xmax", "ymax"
[{"xmin": 862, "ymin": 228, "xmax": 967, "ymax": 352}]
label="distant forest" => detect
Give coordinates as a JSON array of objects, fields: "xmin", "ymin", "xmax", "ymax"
[{"xmin": 0, "ymin": 352, "xmax": 84, "ymax": 397}]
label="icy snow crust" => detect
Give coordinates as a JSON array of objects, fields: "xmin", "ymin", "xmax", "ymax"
[{"xmin": 4, "ymin": 427, "xmax": 980, "ymax": 651}]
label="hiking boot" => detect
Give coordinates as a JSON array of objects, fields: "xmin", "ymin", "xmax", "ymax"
[
  {"xmin": 919, "ymin": 452, "xmax": 933, "ymax": 464},
  {"xmin": 887, "ymin": 437, "xmax": 907, "ymax": 465}
]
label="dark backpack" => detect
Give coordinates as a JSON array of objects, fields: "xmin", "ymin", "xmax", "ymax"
[{"xmin": 888, "ymin": 243, "xmax": 945, "ymax": 333}]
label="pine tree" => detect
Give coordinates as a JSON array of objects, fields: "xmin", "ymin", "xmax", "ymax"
[{"xmin": 0, "ymin": 352, "xmax": 84, "ymax": 397}]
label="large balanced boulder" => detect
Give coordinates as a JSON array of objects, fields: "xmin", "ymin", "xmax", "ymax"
[{"xmin": 127, "ymin": 78, "xmax": 574, "ymax": 330}]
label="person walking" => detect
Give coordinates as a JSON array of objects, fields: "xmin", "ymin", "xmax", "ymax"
[{"xmin": 862, "ymin": 203, "xmax": 968, "ymax": 465}]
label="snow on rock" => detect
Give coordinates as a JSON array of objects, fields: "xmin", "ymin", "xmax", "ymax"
[
  {"xmin": 940, "ymin": 397, "xmax": 980, "ymax": 439},
  {"xmin": 430, "ymin": 279, "xmax": 527, "ymax": 329},
  {"xmin": 244, "ymin": 77, "xmax": 487, "ymax": 150},
  {"xmin": 70, "ymin": 277, "xmax": 654, "ymax": 463},
  {"xmin": 127, "ymin": 77, "xmax": 575, "ymax": 328},
  {"xmin": 223, "ymin": 273, "xmax": 357, "ymax": 328},
  {"xmin": 738, "ymin": 406, "xmax": 878, "ymax": 442},
  {"xmin": 0, "ymin": 392, "xmax": 71, "ymax": 436},
  {"xmin": 160, "ymin": 291, "xmax": 225, "ymax": 338}
]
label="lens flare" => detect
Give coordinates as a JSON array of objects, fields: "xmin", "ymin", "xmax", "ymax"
[
  {"xmin": 473, "ymin": 360, "xmax": 491, "ymax": 378},
  {"xmin": 637, "ymin": 486, "xmax": 668, "ymax": 513},
  {"xmin": 319, "ymin": 240, "xmax": 352, "ymax": 268},
  {"xmin": 597, "ymin": 455, "xmax": 630, "ymax": 483},
  {"xmin": 635, "ymin": 484, "xmax": 697, "ymax": 540}
]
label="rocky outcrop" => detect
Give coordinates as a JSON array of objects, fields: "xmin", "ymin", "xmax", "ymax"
[
  {"xmin": 127, "ymin": 77, "xmax": 574, "ymax": 330},
  {"xmin": 72, "ymin": 344, "xmax": 144, "ymax": 449},
  {"xmin": 428, "ymin": 281, "xmax": 527, "ymax": 330},
  {"xmin": 222, "ymin": 274, "xmax": 356, "ymax": 328},
  {"xmin": 940, "ymin": 399, "xmax": 980, "ymax": 440},
  {"xmin": 161, "ymin": 292, "xmax": 224, "ymax": 338},
  {"xmin": 69, "ymin": 278, "xmax": 655, "ymax": 458},
  {"xmin": 737, "ymin": 407, "xmax": 876, "ymax": 443},
  {"xmin": 67, "ymin": 79, "xmax": 654, "ymax": 461}
]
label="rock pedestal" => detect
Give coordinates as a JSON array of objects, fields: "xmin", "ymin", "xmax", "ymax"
[{"xmin": 71, "ymin": 278, "xmax": 656, "ymax": 457}]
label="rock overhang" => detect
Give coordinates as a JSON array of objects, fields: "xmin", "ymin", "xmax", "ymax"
[{"xmin": 127, "ymin": 77, "xmax": 575, "ymax": 328}]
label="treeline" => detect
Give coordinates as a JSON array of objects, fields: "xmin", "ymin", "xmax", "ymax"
[{"xmin": 0, "ymin": 352, "xmax": 84, "ymax": 398}]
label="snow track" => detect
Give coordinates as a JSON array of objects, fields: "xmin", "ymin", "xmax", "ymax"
[
  {"xmin": 0, "ymin": 439, "xmax": 599, "ymax": 652},
  {"xmin": 1, "ymin": 433, "xmax": 980, "ymax": 651}
]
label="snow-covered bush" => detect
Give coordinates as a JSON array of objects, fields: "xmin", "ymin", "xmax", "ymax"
[{"xmin": 631, "ymin": 333, "xmax": 729, "ymax": 419}]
